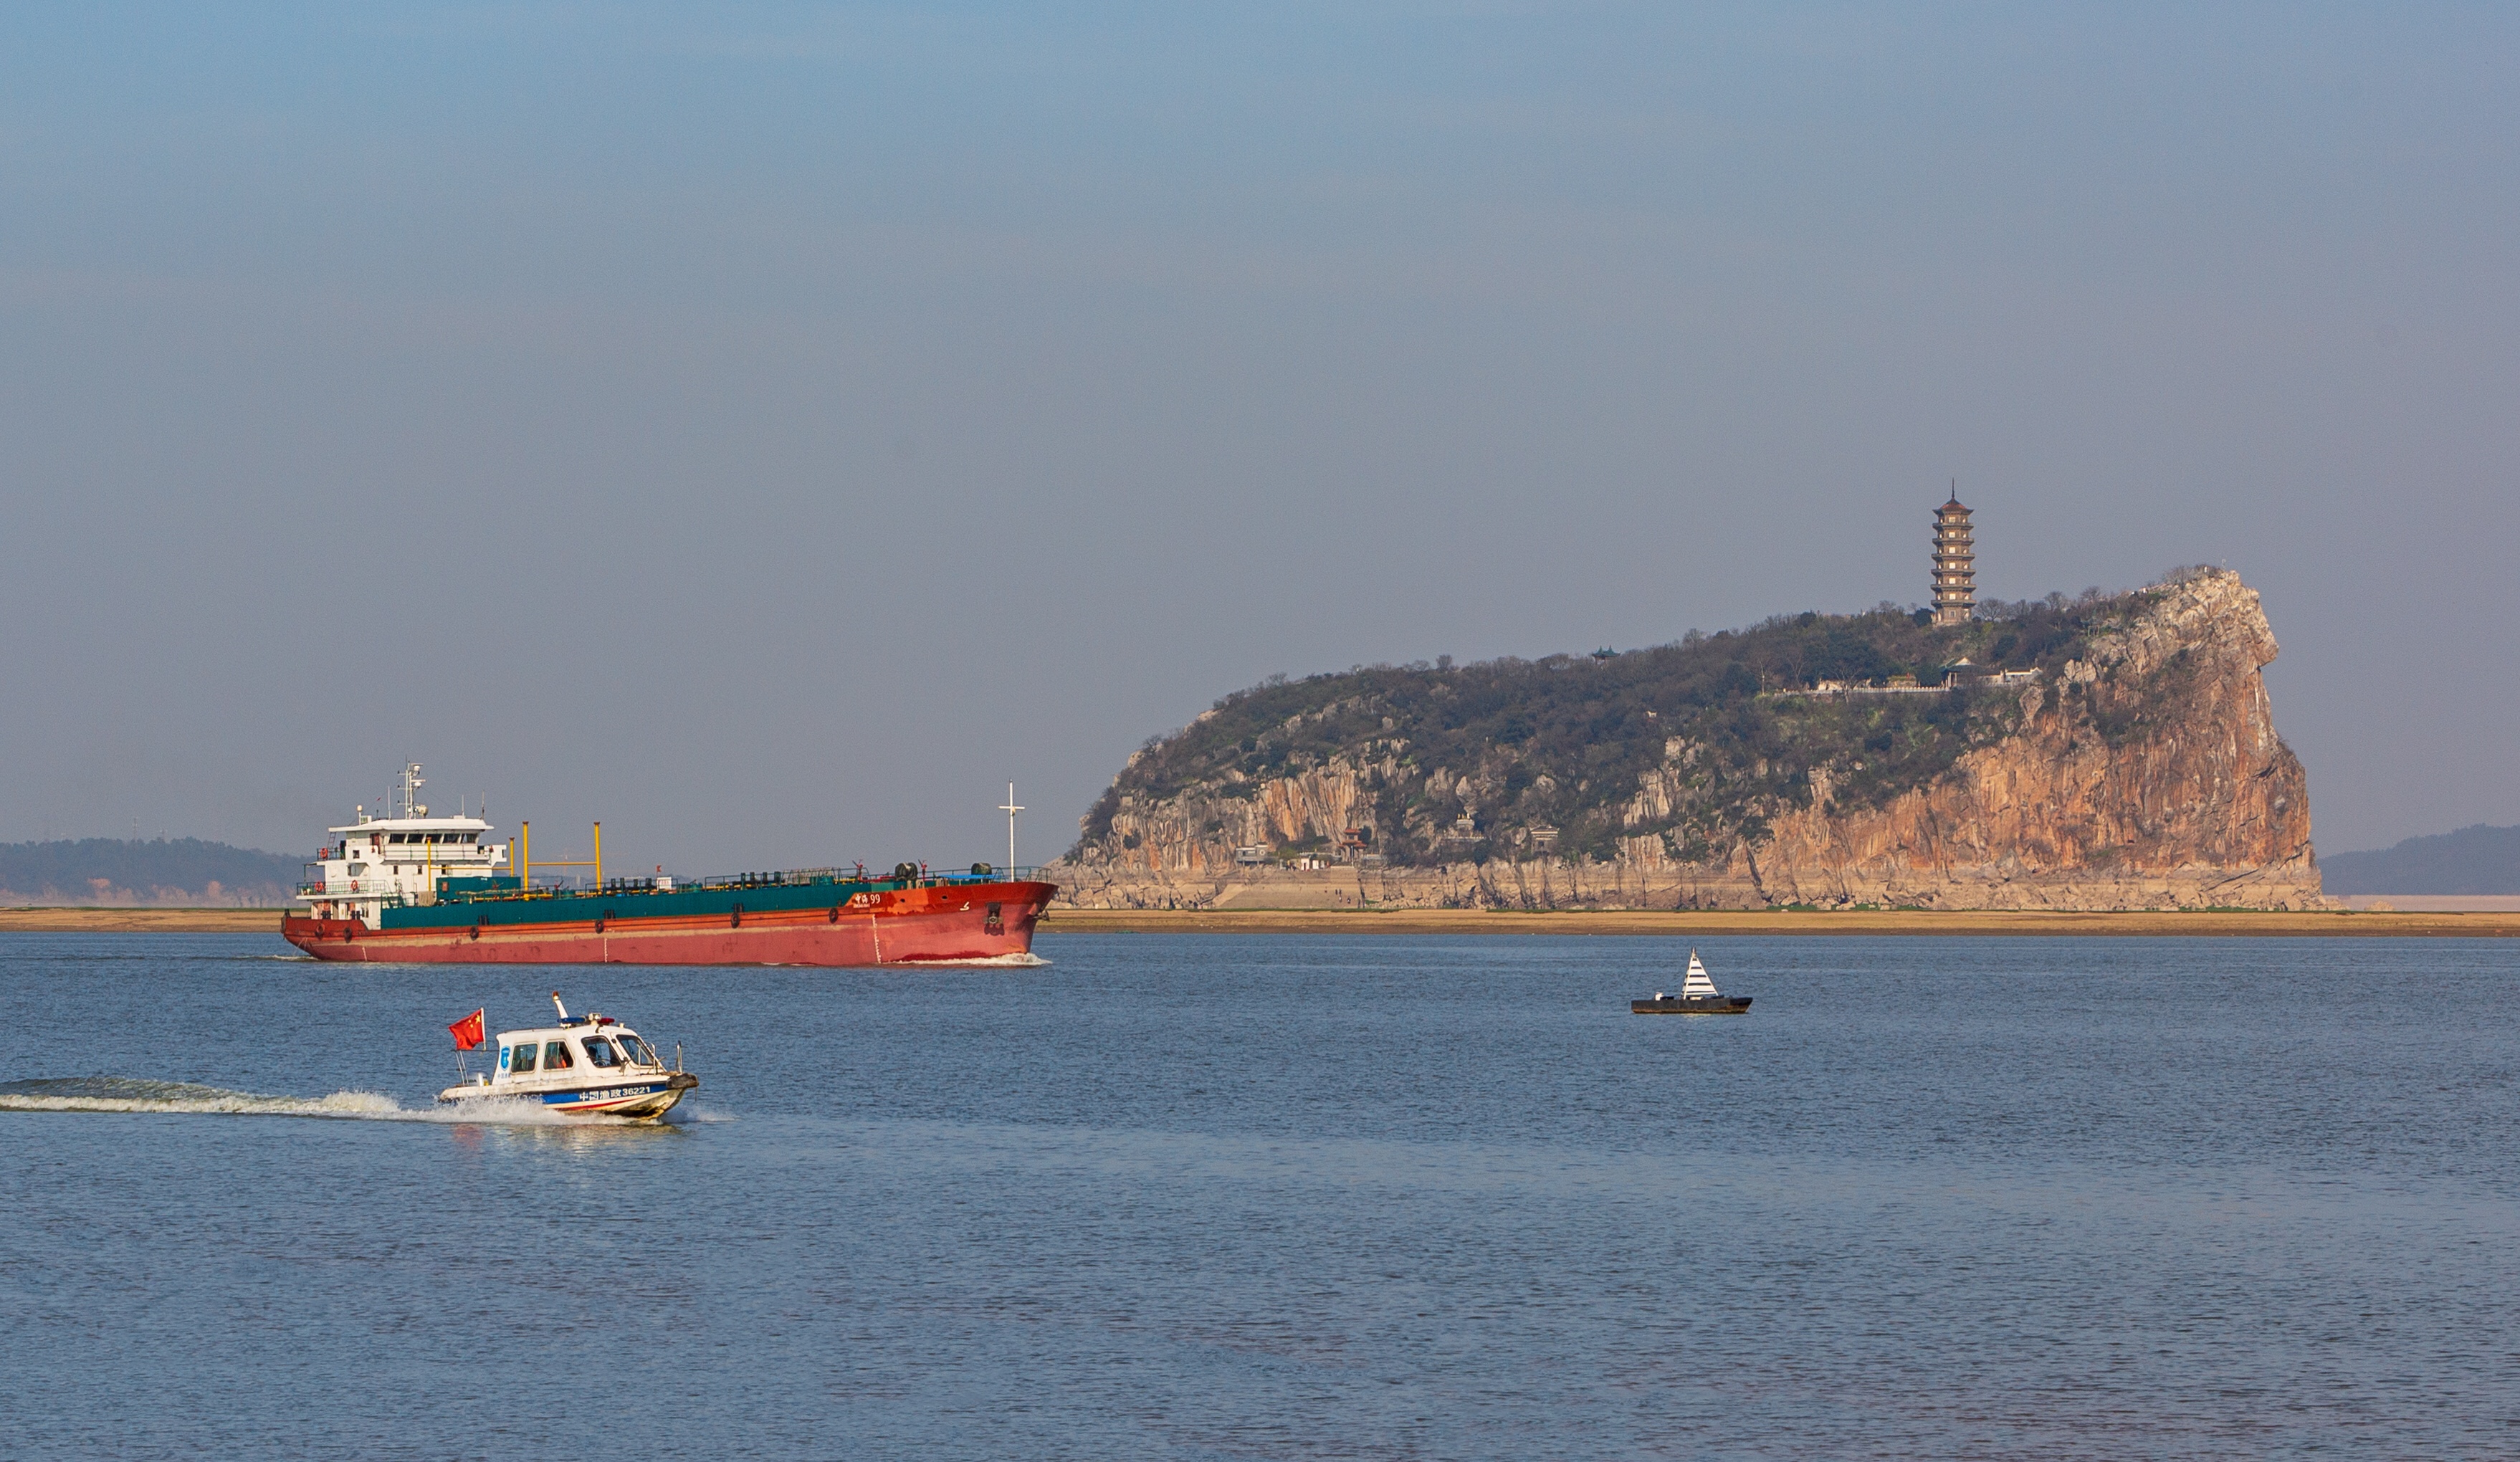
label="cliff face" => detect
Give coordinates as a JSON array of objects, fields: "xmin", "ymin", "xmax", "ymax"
[
  {"xmin": 1707, "ymin": 570, "xmax": 2316, "ymax": 908},
  {"xmin": 1055, "ymin": 570, "xmax": 2321, "ymax": 910}
]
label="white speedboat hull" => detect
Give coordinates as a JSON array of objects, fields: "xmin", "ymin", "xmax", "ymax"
[{"xmin": 438, "ymin": 1071, "xmax": 697, "ymax": 1122}]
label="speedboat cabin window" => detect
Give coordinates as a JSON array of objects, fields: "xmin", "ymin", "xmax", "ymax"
[
  {"xmin": 581, "ymin": 1036, "xmax": 619, "ymax": 1066},
  {"xmin": 542, "ymin": 1040, "xmax": 575, "ymax": 1069},
  {"xmin": 509, "ymin": 1043, "xmax": 536, "ymax": 1073}
]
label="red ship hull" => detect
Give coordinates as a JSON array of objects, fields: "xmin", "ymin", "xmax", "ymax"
[{"xmin": 281, "ymin": 880, "xmax": 1053, "ymax": 966}]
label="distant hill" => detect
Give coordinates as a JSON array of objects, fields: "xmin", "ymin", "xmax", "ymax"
[
  {"xmin": 2320, "ymin": 826, "xmax": 2520, "ymax": 896},
  {"xmin": 0, "ymin": 838, "xmax": 302, "ymax": 906}
]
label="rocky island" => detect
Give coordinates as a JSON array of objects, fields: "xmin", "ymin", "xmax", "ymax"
[{"xmin": 1050, "ymin": 568, "xmax": 2323, "ymax": 911}]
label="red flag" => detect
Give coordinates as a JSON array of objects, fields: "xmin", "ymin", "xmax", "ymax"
[{"xmin": 449, "ymin": 1008, "xmax": 486, "ymax": 1050}]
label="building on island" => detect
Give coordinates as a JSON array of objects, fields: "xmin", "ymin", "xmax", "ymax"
[{"xmin": 1932, "ymin": 492, "xmax": 1977, "ymax": 626}]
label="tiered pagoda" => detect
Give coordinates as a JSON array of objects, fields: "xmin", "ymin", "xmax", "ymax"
[{"xmin": 1931, "ymin": 492, "xmax": 1976, "ymax": 626}]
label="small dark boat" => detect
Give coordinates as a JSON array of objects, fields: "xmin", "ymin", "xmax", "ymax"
[{"xmin": 1631, "ymin": 950, "xmax": 1752, "ymax": 1015}]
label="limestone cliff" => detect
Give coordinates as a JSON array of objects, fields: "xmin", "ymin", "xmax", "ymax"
[{"xmin": 1055, "ymin": 569, "xmax": 2321, "ymax": 910}]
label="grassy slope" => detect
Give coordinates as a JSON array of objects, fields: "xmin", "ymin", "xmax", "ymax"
[{"xmin": 1081, "ymin": 591, "xmax": 2141, "ymax": 867}]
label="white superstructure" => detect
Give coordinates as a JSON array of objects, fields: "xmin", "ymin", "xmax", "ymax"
[{"xmin": 297, "ymin": 763, "xmax": 509, "ymax": 924}]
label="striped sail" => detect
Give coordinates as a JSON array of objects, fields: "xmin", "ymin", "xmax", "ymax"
[{"xmin": 1680, "ymin": 950, "xmax": 1721, "ymax": 998}]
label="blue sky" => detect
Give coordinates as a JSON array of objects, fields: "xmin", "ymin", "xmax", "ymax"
[{"xmin": 4, "ymin": 4, "xmax": 2515, "ymax": 868}]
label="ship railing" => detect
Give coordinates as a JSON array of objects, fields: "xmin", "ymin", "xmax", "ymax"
[
  {"xmin": 297, "ymin": 880, "xmax": 379, "ymax": 897},
  {"xmin": 586, "ymin": 876, "xmax": 674, "ymax": 894},
  {"xmin": 294, "ymin": 887, "xmax": 418, "ymax": 908},
  {"xmin": 678, "ymin": 867, "xmax": 851, "ymax": 892},
  {"xmin": 414, "ymin": 864, "xmax": 1064, "ymax": 904},
  {"xmin": 674, "ymin": 864, "xmax": 1059, "ymax": 892}
]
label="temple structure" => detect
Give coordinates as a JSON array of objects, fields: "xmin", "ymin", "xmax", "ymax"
[{"xmin": 1931, "ymin": 492, "xmax": 1976, "ymax": 626}]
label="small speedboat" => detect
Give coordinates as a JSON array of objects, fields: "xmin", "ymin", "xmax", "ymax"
[
  {"xmin": 438, "ymin": 992, "xmax": 697, "ymax": 1121},
  {"xmin": 1632, "ymin": 949, "xmax": 1752, "ymax": 1015}
]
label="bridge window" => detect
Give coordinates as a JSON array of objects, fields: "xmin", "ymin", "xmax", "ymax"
[
  {"xmin": 581, "ymin": 1037, "xmax": 619, "ymax": 1067},
  {"xmin": 508, "ymin": 1043, "xmax": 535, "ymax": 1073},
  {"xmin": 541, "ymin": 1041, "xmax": 574, "ymax": 1070}
]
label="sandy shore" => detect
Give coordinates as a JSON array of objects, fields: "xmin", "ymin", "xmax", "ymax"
[
  {"xmin": 6, "ymin": 904, "xmax": 2516, "ymax": 938},
  {"xmin": 0, "ymin": 907, "xmax": 287, "ymax": 932},
  {"xmin": 1039, "ymin": 907, "xmax": 2520, "ymax": 937}
]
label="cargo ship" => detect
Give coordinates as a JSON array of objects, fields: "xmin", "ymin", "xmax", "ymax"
[{"xmin": 281, "ymin": 765, "xmax": 1054, "ymax": 965}]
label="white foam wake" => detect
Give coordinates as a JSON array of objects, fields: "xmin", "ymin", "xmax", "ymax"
[
  {"xmin": 0, "ymin": 1076, "xmax": 633, "ymax": 1125},
  {"xmin": 895, "ymin": 951, "xmax": 1052, "ymax": 968}
]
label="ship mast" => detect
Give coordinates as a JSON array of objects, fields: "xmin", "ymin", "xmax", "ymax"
[
  {"xmin": 1000, "ymin": 783, "xmax": 1023, "ymax": 872},
  {"xmin": 396, "ymin": 762, "xmax": 426, "ymax": 819}
]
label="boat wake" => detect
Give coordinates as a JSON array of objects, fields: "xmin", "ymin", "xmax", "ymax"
[
  {"xmin": 0, "ymin": 1076, "xmax": 626, "ymax": 1125},
  {"xmin": 898, "ymin": 951, "xmax": 1052, "ymax": 968}
]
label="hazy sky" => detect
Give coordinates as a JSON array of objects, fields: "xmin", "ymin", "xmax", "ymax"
[{"xmin": 4, "ymin": 4, "xmax": 2514, "ymax": 872}]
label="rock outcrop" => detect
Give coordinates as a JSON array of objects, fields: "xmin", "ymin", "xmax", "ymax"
[{"xmin": 1054, "ymin": 570, "xmax": 2321, "ymax": 910}]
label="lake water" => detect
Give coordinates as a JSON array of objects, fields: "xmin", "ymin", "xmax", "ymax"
[{"xmin": 3, "ymin": 932, "xmax": 2516, "ymax": 1458}]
